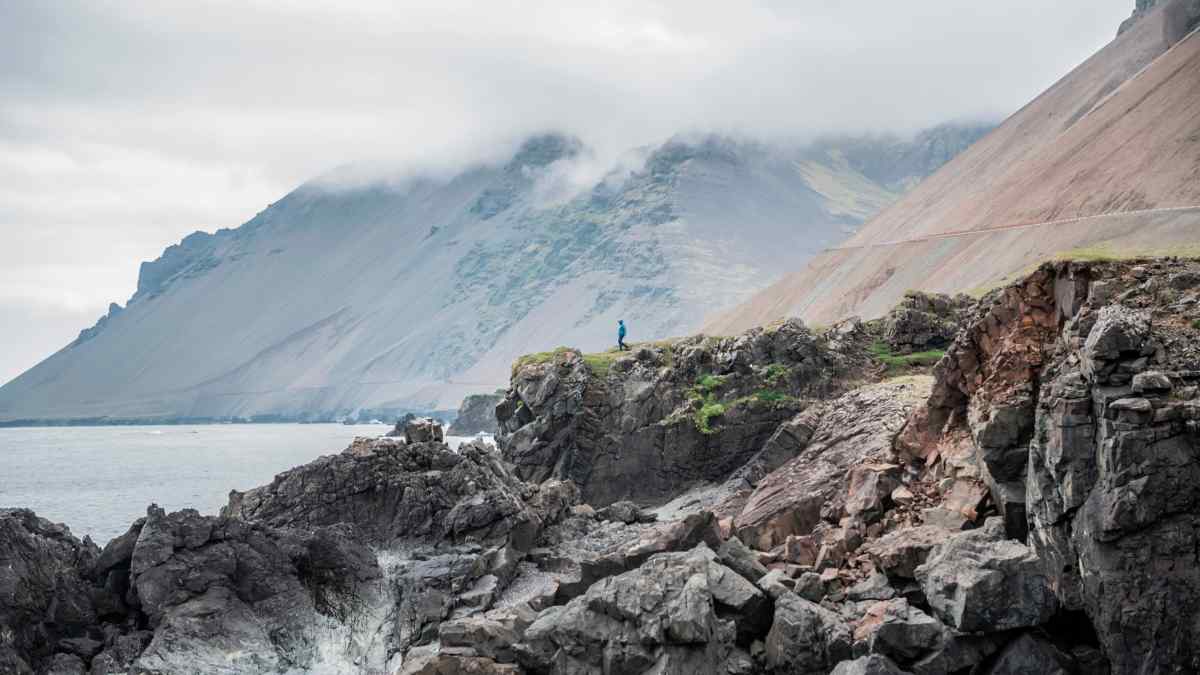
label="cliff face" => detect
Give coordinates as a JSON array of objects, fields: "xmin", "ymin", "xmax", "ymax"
[{"xmin": 495, "ymin": 318, "xmax": 874, "ymax": 506}]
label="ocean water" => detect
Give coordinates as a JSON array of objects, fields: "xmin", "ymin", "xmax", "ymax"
[{"xmin": 0, "ymin": 424, "xmax": 481, "ymax": 544}]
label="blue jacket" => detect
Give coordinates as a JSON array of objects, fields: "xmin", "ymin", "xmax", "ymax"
[{"xmin": 618, "ymin": 324, "xmax": 626, "ymax": 338}]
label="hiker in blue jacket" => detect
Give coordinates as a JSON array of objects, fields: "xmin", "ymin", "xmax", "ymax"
[{"xmin": 618, "ymin": 320, "xmax": 629, "ymax": 351}]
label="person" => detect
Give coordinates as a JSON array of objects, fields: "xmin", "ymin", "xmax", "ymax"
[{"xmin": 617, "ymin": 319, "xmax": 628, "ymax": 351}]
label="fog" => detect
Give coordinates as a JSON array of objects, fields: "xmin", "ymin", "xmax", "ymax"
[{"xmin": 0, "ymin": 0, "xmax": 1134, "ymax": 384}]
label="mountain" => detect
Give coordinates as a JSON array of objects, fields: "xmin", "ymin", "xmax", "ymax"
[
  {"xmin": 706, "ymin": 0, "xmax": 1200, "ymax": 334},
  {"xmin": 0, "ymin": 127, "xmax": 988, "ymax": 424}
]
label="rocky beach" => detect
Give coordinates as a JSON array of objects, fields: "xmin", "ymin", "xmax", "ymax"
[{"xmin": 6, "ymin": 259, "xmax": 1200, "ymax": 674}]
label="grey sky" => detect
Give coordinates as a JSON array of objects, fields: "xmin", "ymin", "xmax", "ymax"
[{"xmin": 0, "ymin": 0, "xmax": 1133, "ymax": 385}]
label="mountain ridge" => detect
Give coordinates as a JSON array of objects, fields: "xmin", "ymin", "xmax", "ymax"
[{"xmin": 0, "ymin": 126, "xmax": 989, "ymax": 424}]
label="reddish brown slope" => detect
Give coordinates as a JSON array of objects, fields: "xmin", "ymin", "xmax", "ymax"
[{"xmin": 708, "ymin": 1, "xmax": 1200, "ymax": 332}]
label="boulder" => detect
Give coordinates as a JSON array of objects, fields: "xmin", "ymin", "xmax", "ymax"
[
  {"xmin": 976, "ymin": 633, "xmax": 1074, "ymax": 675},
  {"xmin": 120, "ymin": 506, "xmax": 385, "ymax": 673},
  {"xmin": 0, "ymin": 509, "xmax": 100, "ymax": 673},
  {"xmin": 853, "ymin": 598, "xmax": 944, "ymax": 661},
  {"xmin": 406, "ymin": 417, "xmax": 446, "ymax": 443},
  {"xmin": 765, "ymin": 593, "xmax": 853, "ymax": 673},
  {"xmin": 223, "ymin": 438, "xmax": 575, "ymax": 550},
  {"xmin": 916, "ymin": 520, "xmax": 1056, "ymax": 633},
  {"xmin": 515, "ymin": 545, "xmax": 764, "ymax": 674},
  {"xmin": 831, "ymin": 654, "xmax": 914, "ymax": 675},
  {"xmin": 860, "ymin": 526, "xmax": 952, "ymax": 579}
]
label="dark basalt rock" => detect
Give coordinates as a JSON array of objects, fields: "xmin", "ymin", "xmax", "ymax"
[
  {"xmin": 0, "ymin": 509, "xmax": 100, "ymax": 674},
  {"xmin": 496, "ymin": 318, "xmax": 873, "ymax": 506},
  {"xmin": 223, "ymin": 438, "xmax": 576, "ymax": 550}
]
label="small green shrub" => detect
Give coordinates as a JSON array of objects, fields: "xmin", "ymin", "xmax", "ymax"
[
  {"xmin": 763, "ymin": 363, "xmax": 791, "ymax": 386},
  {"xmin": 1192, "ymin": 319, "xmax": 1200, "ymax": 330},
  {"xmin": 754, "ymin": 389, "xmax": 788, "ymax": 403},
  {"xmin": 868, "ymin": 341, "xmax": 945, "ymax": 373},
  {"xmin": 694, "ymin": 401, "xmax": 726, "ymax": 434}
]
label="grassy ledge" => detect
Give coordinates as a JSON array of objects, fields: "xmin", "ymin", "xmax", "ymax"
[{"xmin": 868, "ymin": 341, "xmax": 945, "ymax": 374}]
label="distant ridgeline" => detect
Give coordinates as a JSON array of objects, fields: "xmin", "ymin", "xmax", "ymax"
[{"xmin": 0, "ymin": 126, "xmax": 990, "ymax": 425}]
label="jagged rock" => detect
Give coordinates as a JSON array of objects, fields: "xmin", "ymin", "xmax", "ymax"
[
  {"xmin": 406, "ymin": 417, "xmax": 447, "ymax": 443},
  {"xmin": 853, "ymin": 598, "xmax": 943, "ymax": 661},
  {"xmin": 1131, "ymin": 370, "xmax": 1172, "ymax": 394},
  {"xmin": 497, "ymin": 319, "xmax": 872, "ymax": 506},
  {"xmin": 515, "ymin": 545, "xmax": 764, "ymax": 674},
  {"xmin": 0, "ymin": 509, "xmax": 100, "ymax": 674},
  {"xmin": 400, "ymin": 653, "xmax": 521, "ymax": 674},
  {"xmin": 831, "ymin": 654, "xmax": 913, "ymax": 675},
  {"xmin": 717, "ymin": 536, "xmax": 769, "ymax": 584},
  {"xmin": 765, "ymin": 593, "xmax": 853, "ymax": 673},
  {"xmin": 1080, "ymin": 305, "xmax": 1151, "ymax": 383},
  {"xmin": 223, "ymin": 438, "xmax": 576, "ymax": 549},
  {"xmin": 916, "ymin": 520, "xmax": 1056, "ymax": 633},
  {"xmin": 553, "ymin": 511, "xmax": 723, "ymax": 603},
  {"xmin": 907, "ymin": 634, "xmax": 1003, "ymax": 675},
  {"xmin": 860, "ymin": 526, "xmax": 949, "ymax": 579},
  {"xmin": 976, "ymin": 633, "xmax": 1074, "ymax": 675},
  {"xmin": 881, "ymin": 291, "xmax": 970, "ymax": 354},
  {"xmin": 734, "ymin": 378, "xmax": 931, "ymax": 550},
  {"xmin": 596, "ymin": 501, "xmax": 657, "ymax": 525},
  {"xmin": 450, "ymin": 393, "xmax": 504, "ymax": 435},
  {"xmin": 119, "ymin": 505, "xmax": 384, "ymax": 673},
  {"xmin": 44, "ymin": 653, "xmax": 87, "ymax": 675},
  {"xmin": 438, "ymin": 604, "xmax": 537, "ymax": 663},
  {"xmin": 847, "ymin": 573, "xmax": 896, "ymax": 602}
]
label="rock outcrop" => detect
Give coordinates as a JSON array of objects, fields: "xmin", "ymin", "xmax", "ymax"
[
  {"xmin": 496, "ymin": 318, "xmax": 873, "ymax": 506},
  {"xmin": 0, "ymin": 510, "xmax": 101, "ymax": 675},
  {"xmin": 224, "ymin": 437, "xmax": 575, "ymax": 549},
  {"xmin": 879, "ymin": 291, "xmax": 971, "ymax": 354},
  {"xmin": 450, "ymin": 394, "xmax": 504, "ymax": 435}
]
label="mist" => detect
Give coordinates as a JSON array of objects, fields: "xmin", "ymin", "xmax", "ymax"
[{"xmin": 0, "ymin": 0, "xmax": 1135, "ymax": 384}]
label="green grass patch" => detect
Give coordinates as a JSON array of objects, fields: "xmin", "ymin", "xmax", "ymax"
[
  {"xmin": 763, "ymin": 363, "xmax": 791, "ymax": 386},
  {"xmin": 868, "ymin": 341, "xmax": 946, "ymax": 373},
  {"xmin": 753, "ymin": 389, "xmax": 789, "ymax": 403},
  {"xmin": 582, "ymin": 351, "xmax": 622, "ymax": 378},
  {"xmin": 694, "ymin": 401, "xmax": 726, "ymax": 434},
  {"xmin": 1192, "ymin": 319, "xmax": 1200, "ymax": 330},
  {"xmin": 512, "ymin": 347, "xmax": 576, "ymax": 376}
]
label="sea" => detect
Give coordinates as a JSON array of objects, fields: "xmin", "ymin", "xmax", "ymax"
[{"xmin": 0, "ymin": 423, "xmax": 484, "ymax": 544}]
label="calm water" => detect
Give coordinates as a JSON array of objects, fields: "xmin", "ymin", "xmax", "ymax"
[{"xmin": 0, "ymin": 424, "xmax": 479, "ymax": 544}]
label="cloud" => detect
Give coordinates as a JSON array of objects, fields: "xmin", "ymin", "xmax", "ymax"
[{"xmin": 0, "ymin": 0, "xmax": 1136, "ymax": 382}]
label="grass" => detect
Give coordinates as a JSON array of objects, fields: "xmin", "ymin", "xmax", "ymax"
[
  {"xmin": 694, "ymin": 401, "xmax": 726, "ymax": 434},
  {"xmin": 688, "ymin": 374, "xmax": 729, "ymax": 434},
  {"xmin": 868, "ymin": 341, "xmax": 946, "ymax": 373},
  {"xmin": 753, "ymin": 389, "xmax": 790, "ymax": 403},
  {"xmin": 511, "ymin": 347, "xmax": 576, "ymax": 376},
  {"xmin": 763, "ymin": 363, "xmax": 791, "ymax": 386},
  {"xmin": 1192, "ymin": 319, "xmax": 1200, "ymax": 330}
]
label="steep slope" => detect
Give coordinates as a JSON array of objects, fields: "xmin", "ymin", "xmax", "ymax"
[
  {"xmin": 707, "ymin": 0, "xmax": 1200, "ymax": 333},
  {"xmin": 0, "ymin": 128, "xmax": 986, "ymax": 423}
]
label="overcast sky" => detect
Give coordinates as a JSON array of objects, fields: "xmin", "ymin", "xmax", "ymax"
[{"xmin": 0, "ymin": 0, "xmax": 1133, "ymax": 385}]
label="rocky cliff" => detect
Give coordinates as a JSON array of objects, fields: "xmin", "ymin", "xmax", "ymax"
[
  {"xmin": 8, "ymin": 260, "xmax": 1200, "ymax": 673},
  {"xmin": 449, "ymin": 394, "xmax": 504, "ymax": 436}
]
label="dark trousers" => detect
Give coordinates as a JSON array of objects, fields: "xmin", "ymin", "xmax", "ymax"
[{"xmin": 618, "ymin": 336, "xmax": 628, "ymax": 350}]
